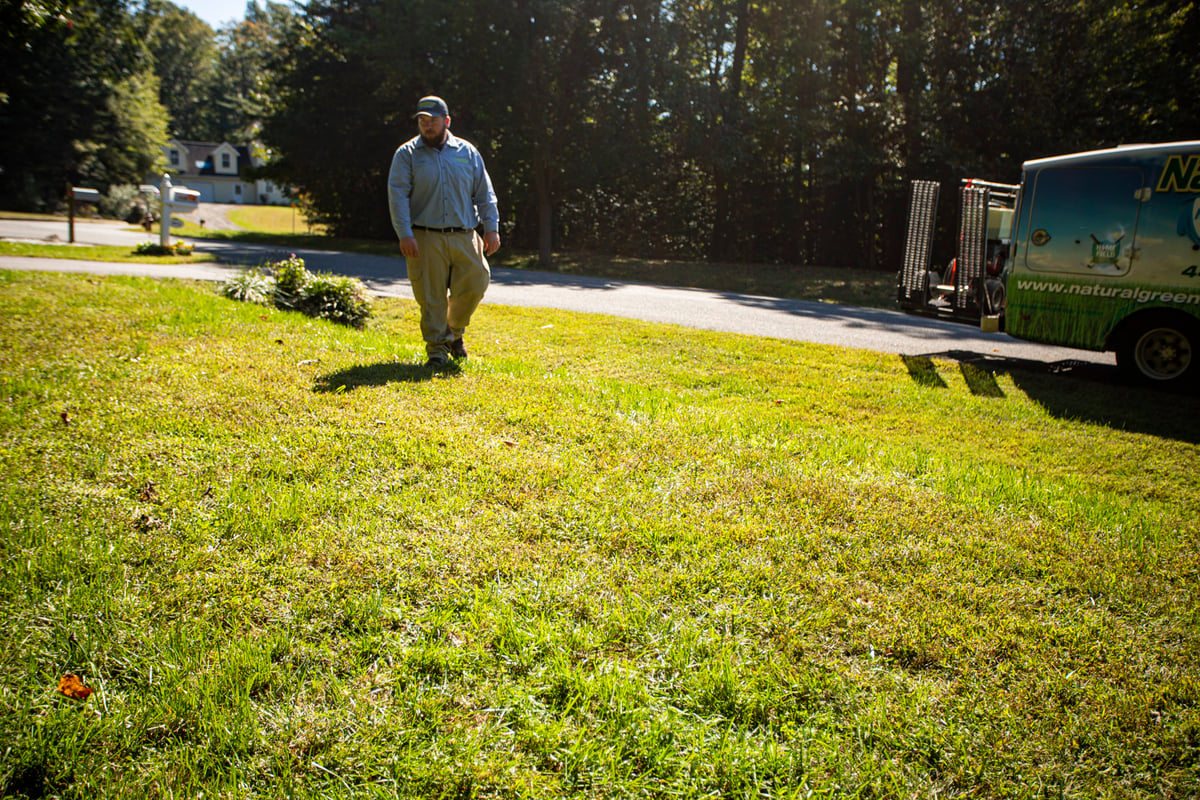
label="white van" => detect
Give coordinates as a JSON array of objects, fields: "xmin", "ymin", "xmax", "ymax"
[{"xmin": 898, "ymin": 141, "xmax": 1200, "ymax": 388}]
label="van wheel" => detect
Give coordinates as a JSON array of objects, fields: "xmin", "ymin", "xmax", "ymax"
[{"xmin": 1115, "ymin": 316, "xmax": 1197, "ymax": 388}]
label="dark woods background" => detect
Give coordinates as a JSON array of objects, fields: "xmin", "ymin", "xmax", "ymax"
[{"xmin": 4, "ymin": 0, "xmax": 1198, "ymax": 271}]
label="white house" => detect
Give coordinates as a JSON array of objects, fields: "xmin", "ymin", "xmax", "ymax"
[{"xmin": 161, "ymin": 139, "xmax": 289, "ymax": 205}]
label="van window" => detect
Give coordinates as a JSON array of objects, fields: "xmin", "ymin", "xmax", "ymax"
[{"xmin": 1024, "ymin": 167, "xmax": 1143, "ymax": 276}]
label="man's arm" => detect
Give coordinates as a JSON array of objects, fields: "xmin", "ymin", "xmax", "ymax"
[
  {"xmin": 471, "ymin": 151, "xmax": 501, "ymax": 256},
  {"xmin": 387, "ymin": 146, "xmax": 419, "ymax": 257}
]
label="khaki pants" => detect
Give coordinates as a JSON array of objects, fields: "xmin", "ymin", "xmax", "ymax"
[{"xmin": 406, "ymin": 229, "xmax": 490, "ymax": 358}]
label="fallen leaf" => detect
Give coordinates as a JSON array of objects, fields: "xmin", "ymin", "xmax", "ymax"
[
  {"xmin": 503, "ymin": 440, "xmax": 518, "ymax": 447},
  {"xmin": 58, "ymin": 674, "xmax": 93, "ymax": 701},
  {"xmin": 134, "ymin": 512, "xmax": 163, "ymax": 532}
]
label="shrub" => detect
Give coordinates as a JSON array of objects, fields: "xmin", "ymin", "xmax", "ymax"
[
  {"xmin": 269, "ymin": 255, "xmax": 310, "ymax": 309},
  {"xmin": 220, "ymin": 256, "xmax": 373, "ymax": 328},
  {"xmin": 99, "ymin": 184, "xmax": 141, "ymax": 221},
  {"xmin": 294, "ymin": 273, "xmax": 373, "ymax": 329},
  {"xmin": 133, "ymin": 241, "xmax": 193, "ymax": 256},
  {"xmin": 221, "ymin": 270, "xmax": 274, "ymax": 305}
]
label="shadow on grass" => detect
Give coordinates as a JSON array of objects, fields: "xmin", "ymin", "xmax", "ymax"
[
  {"xmin": 901, "ymin": 355, "xmax": 949, "ymax": 389},
  {"xmin": 904, "ymin": 350, "xmax": 1200, "ymax": 443},
  {"xmin": 902, "ymin": 355, "xmax": 1006, "ymax": 397},
  {"xmin": 313, "ymin": 360, "xmax": 461, "ymax": 392}
]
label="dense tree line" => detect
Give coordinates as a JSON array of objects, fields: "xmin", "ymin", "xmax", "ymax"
[
  {"xmin": 263, "ymin": 0, "xmax": 1198, "ymax": 269},
  {"xmin": 3, "ymin": 0, "xmax": 1196, "ymax": 271}
]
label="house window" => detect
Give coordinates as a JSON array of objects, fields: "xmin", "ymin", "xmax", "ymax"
[
  {"xmin": 221, "ymin": 153, "xmax": 231, "ymax": 169},
  {"xmin": 169, "ymin": 149, "xmax": 179, "ymax": 166}
]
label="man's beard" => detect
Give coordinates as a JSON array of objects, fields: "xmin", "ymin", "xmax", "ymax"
[{"xmin": 421, "ymin": 129, "xmax": 448, "ymax": 147}]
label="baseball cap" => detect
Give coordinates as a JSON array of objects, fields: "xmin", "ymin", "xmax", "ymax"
[{"xmin": 414, "ymin": 96, "xmax": 449, "ymax": 118}]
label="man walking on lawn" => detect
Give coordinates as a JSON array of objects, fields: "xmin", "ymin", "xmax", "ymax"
[{"xmin": 388, "ymin": 95, "xmax": 501, "ymax": 368}]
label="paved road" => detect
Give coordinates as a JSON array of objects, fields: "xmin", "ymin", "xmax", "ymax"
[{"xmin": 0, "ymin": 217, "xmax": 1117, "ymax": 376}]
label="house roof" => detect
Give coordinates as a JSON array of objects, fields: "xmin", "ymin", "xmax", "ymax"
[{"xmin": 168, "ymin": 140, "xmax": 252, "ymax": 176}]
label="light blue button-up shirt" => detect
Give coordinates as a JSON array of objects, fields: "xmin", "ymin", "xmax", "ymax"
[{"xmin": 387, "ymin": 132, "xmax": 499, "ymax": 238}]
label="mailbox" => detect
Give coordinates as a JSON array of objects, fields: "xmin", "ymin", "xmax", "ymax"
[
  {"xmin": 154, "ymin": 173, "xmax": 201, "ymax": 248},
  {"xmin": 167, "ymin": 187, "xmax": 200, "ymax": 210},
  {"xmin": 67, "ymin": 186, "xmax": 101, "ymax": 243}
]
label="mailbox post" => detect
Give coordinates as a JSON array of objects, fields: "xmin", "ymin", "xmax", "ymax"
[
  {"xmin": 157, "ymin": 173, "xmax": 199, "ymax": 248},
  {"xmin": 67, "ymin": 186, "xmax": 100, "ymax": 243}
]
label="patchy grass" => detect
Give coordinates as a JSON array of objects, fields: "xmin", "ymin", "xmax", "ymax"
[
  {"xmin": 0, "ymin": 241, "xmax": 216, "ymax": 265},
  {"xmin": 1, "ymin": 269, "xmax": 1198, "ymax": 798},
  {"xmin": 226, "ymin": 205, "xmax": 327, "ymax": 236}
]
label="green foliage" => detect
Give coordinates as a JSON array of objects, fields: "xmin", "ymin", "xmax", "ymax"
[
  {"xmin": 98, "ymin": 183, "xmax": 142, "ymax": 222},
  {"xmin": 0, "ymin": 0, "xmax": 169, "ymax": 210},
  {"xmin": 133, "ymin": 240, "xmax": 193, "ymax": 256},
  {"xmin": 220, "ymin": 268, "xmax": 274, "ymax": 304},
  {"xmin": 292, "ymin": 272, "xmax": 373, "ymax": 329},
  {"xmin": 269, "ymin": 253, "xmax": 308, "ymax": 303},
  {"xmin": 221, "ymin": 255, "xmax": 373, "ymax": 328},
  {"xmin": 137, "ymin": 0, "xmax": 218, "ymax": 138}
]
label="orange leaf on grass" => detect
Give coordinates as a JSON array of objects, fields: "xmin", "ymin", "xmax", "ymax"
[{"xmin": 57, "ymin": 674, "xmax": 93, "ymax": 701}]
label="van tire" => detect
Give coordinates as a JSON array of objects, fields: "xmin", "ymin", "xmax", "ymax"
[{"xmin": 1114, "ymin": 314, "xmax": 1198, "ymax": 389}]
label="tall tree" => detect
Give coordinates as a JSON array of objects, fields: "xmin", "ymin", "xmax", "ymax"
[
  {"xmin": 203, "ymin": 1, "xmax": 294, "ymax": 142},
  {"xmin": 0, "ymin": 0, "xmax": 168, "ymax": 209},
  {"xmin": 138, "ymin": 0, "xmax": 217, "ymax": 138}
]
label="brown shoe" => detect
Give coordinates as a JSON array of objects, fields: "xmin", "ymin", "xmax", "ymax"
[{"xmin": 449, "ymin": 338, "xmax": 468, "ymax": 360}]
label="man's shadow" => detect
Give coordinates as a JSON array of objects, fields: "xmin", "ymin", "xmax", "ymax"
[{"xmin": 313, "ymin": 360, "xmax": 460, "ymax": 392}]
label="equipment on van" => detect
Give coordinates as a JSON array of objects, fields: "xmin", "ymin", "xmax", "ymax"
[{"xmin": 898, "ymin": 141, "xmax": 1200, "ymax": 388}]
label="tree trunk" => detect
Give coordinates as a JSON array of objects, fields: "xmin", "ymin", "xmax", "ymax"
[
  {"xmin": 534, "ymin": 157, "xmax": 553, "ymax": 269},
  {"xmin": 709, "ymin": 0, "xmax": 751, "ymax": 262}
]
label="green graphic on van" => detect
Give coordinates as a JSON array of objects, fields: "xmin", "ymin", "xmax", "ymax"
[
  {"xmin": 1090, "ymin": 234, "xmax": 1123, "ymax": 265},
  {"xmin": 1180, "ymin": 197, "xmax": 1200, "ymax": 245},
  {"xmin": 1156, "ymin": 154, "xmax": 1200, "ymax": 193}
]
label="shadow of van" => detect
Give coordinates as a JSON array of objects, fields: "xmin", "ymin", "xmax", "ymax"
[{"xmin": 902, "ymin": 350, "xmax": 1200, "ymax": 444}]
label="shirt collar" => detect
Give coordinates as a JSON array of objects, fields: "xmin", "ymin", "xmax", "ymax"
[{"xmin": 417, "ymin": 131, "xmax": 462, "ymax": 151}]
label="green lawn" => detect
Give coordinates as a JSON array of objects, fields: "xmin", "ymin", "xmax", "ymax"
[
  {"xmin": 1, "ymin": 270, "xmax": 1198, "ymax": 798},
  {"xmin": 226, "ymin": 204, "xmax": 327, "ymax": 236},
  {"xmin": 0, "ymin": 241, "xmax": 216, "ymax": 265}
]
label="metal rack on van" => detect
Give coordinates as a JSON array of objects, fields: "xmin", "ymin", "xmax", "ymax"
[{"xmin": 898, "ymin": 177, "xmax": 1019, "ymax": 325}]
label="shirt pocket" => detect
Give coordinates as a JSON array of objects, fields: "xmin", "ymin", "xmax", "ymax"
[
  {"xmin": 445, "ymin": 154, "xmax": 475, "ymax": 198},
  {"xmin": 413, "ymin": 154, "xmax": 441, "ymax": 189}
]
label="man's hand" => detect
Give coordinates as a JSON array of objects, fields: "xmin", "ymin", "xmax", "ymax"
[
  {"xmin": 399, "ymin": 236, "xmax": 419, "ymax": 258},
  {"xmin": 483, "ymin": 231, "xmax": 501, "ymax": 256}
]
